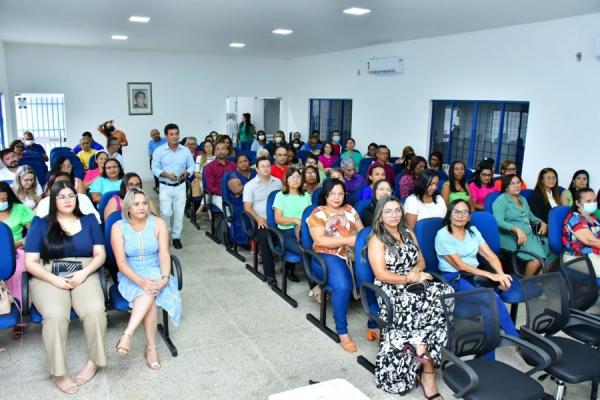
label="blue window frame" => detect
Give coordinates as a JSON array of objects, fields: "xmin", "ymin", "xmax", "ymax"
[
  {"xmin": 429, "ymin": 100, "xmax": 529, "ymax": 174},
  {"xmin": 309, "ymin": 99, "xmax": 352, "ymax": 141},
  {"xmin": 0, "ymin": 93, "xmax": 4, "ymax": 148}
]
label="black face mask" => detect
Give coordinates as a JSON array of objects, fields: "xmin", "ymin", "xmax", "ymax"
[{"xmin": 106, "ymin": 124, "xmax": 115, "ymax": 133}]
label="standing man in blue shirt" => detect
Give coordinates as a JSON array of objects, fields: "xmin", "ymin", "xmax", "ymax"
[
  {"xmin": 22, "ymin": 131, "xmax": 49, "ymax": 161},
  {"xmin": 147, "ymin": 128, "xmax": 166, "ymax": 192},
  {"xmin": 152, "ymin": 123, "xmax": 195, "ymax": 249}
]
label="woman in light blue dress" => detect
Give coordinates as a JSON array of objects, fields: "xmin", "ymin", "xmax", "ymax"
[{"xmin": 111, "ymin": 188, "xmax": 181, "ymax": 370}]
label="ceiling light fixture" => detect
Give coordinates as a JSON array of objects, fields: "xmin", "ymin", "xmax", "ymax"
[
  {"xmin": 272, "ymin": 29, "xmax": 293, "ymax": 35},
  {"xmin": 229, "ymin": 42, "xmax": 245, "ymax": 48},
  {"xmin": 343, "ymin": 7, "xmax": 371, "ymax": 16},
  {"xmin": 112, "ymin": 35, "xmax": 128, "ymax": 40},
  {"xmin": 129, "ymin": 16, "xmax": 151, "ymax": 23}
]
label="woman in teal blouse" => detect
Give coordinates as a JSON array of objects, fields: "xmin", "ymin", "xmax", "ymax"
[{"xmin": 492, "ymin": 174, "xmax": 556, "ymax": 276}]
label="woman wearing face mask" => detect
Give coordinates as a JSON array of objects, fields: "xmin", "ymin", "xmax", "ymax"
[
  {"xmin": 11, "ymin": 165, "xmax": 41, "ymax": 209},
  {"xmin": 251, "ymin": 130, "xmax": 268, "ymax": 152},
  {"xmin": 267, "ymin": 131, "xmax": 287, "ymax": 155},
  {"xmin": 562, "ymin": 187, "xmax": 600, "ymax": 276},
  {"xmin": 561, "ymin": 170, "xmax": 590, "ymax": 206},
  {"xmin": 292, "ymin": 132, "xmax": 304, "ymax": 148},
  {"xmin": 318, "ymin": 142, "xmax": 339, "ymax": 175},
  {"xmin": 330, "ymin": 131, "xmax": 342, "ymax": 155}
]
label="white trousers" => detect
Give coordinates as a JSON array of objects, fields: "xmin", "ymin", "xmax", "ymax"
[{"xmin": 159, "ymin": 183, "xmax": 187, "ymax": 239}]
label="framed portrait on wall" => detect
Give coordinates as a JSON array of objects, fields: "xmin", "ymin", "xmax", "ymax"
[{"xmin": 127, "ymin": 82, "xmax": 153, "ymax": 115}]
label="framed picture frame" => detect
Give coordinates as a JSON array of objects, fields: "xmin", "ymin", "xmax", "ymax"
[{"xmin": 127, "ymin": 82, "xmax": 153, "ymax": 115}]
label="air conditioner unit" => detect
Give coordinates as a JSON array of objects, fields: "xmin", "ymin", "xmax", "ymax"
[{"xmin": 367, "ymin": 57, "xmax": 404, "ymax": 74}]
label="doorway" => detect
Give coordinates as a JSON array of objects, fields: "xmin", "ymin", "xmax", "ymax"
[{"xmin": 226, "ymin": 97, "xmax": 281, "ymax": 146}]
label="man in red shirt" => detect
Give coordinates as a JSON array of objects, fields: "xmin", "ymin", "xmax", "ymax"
[
  {"xmin": 270, "ymin": 145, "xmax": 289, "ymax": 182},
  {"xmin": 368, "ymin": 145, "xmax": 395, "ymax": 187},
  {"xmin": 203, "ymin": 142, "xmax": 236, "ymax": 210}
]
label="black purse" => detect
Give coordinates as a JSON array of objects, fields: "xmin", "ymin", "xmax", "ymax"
[{"xmin": 51, "ymin": 260, "xmax": 83, "ymax": 277}]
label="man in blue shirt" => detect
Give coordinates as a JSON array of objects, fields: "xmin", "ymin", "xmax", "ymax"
[
  {"xmin": 73, "ymin": 131, "xmax": 104, "ymax": 153},
  {"xmin": 152, "ymin": 123, "xmax": 195, "ymax": 249},
  {"xmin": 147, "ymin": 128, "xmax": 166, "ymax": 192},
  {"xmin": 22, "ymin": 131, "xmax": 49, "ymax": 161}
]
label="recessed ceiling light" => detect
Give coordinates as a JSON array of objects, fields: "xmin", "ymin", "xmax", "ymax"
[
  {"xmin": 343, "ymin": 7, "xmax": 371, "ymax": 16},
  {"xmin": 272, "ymin": 29, "xmax": 293, "ymax": 35},
  {"xmin": 129, "ymin": 16, "xmax": 150, "ymax": 23},
  {"xmin": 229, "ymin": 42, "xmax": 245, "ymax": 48},
  {"xmin": 112, "ymin": 35, "xmax": 128, "ymax": 41}
]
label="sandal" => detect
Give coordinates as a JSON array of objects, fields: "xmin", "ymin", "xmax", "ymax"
[
  {"xmin": 74, "ymin": 366, "xmax": 96, "ymax": 386},
  {"xmin": 366, "ymin": 329, "xmax": 380, "ymax": 342},
  {"xmin": 402, "ymin": 344, "xmax": 432, "ymax": 365},
  {"xmin": 421, "ymin": 370, "xmax": 444, "ymax": 400},
  {"xmin": 145, "ymin": 347, "xmax": 161, "ymax": 370},
  {"xmin": 54, "ymin": 378, "xmax": 79, "ymax": 394},
  {"xmin": 340, "ymin": 336, "xmax": 358, "ymax": 353},
  {"xmin": 116, "ymin": 332, "xmax": 132, "ymax": 356}
]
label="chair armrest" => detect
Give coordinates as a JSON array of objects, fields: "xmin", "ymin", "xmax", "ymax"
[
  {"xmin": 301, "ymin": 249, "xmax": 328, "ymax": 287},
  {"xmin": 266, "ymin": 227, "xmax": 285, "ymax": 257},
  {"xmin": 567, "ymin": 309, "xmax": 600, "ymax": 327},
  {"xmin": 222, "ymin": 200, "xmax": 234, "ymax": 223},
  {"xmin": 429, "ymin": 271, "xmax": 449, "ymax": 284},
  {"xmin": 359, "ymin": 282, "xmax": 393, "ymax": 328},
  {"xmin": 441, "ymin": 347, "xmax": 479, "ymax": 398},
  {"xmin": 97, "ymin": 266, "xmax": 108, "ymax": 303},
  {"xmin": 518, "ymin": 326, "xmax": 563, "ymax": 363},
  {"xmin": 21, "ymin": 271, "xmax": 30, "ymax": 315},
  {"xmin": 512, "ymin": 249, "xmax": 547, "ymax": 278},
  {"xmin": 498, "ymin": 334, "xmax": 551, "ymax": 375},
  {"xmin": 241, "ymin": 211, "xmax": 257, "ymax": 239},
  {"xmin": 499, "ymin": 226, "xmax": 520, "ymax": 249},
  {"xmin": 170, "ymin": 255, "xmax": 183, "ymax": 290}
]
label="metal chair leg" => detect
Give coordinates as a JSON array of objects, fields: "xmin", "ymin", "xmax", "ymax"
[
  {"xmin": 271, "ymin": 262, "xmax": 298, "ymax": 308},
  {"xmin": 509, "ymin": 303, "xmax": 518, "ymax": 323},
  {"xmin": 357, "ymin": 355, "xmax": 376, "ymax": 374},
  {"xmin": 306, "ymin": 289, "xmax": 339, "ymax": 343},
  {"xmin": 205, "ymin": 212, "xmax": 222, "ymax": 244},
  {"xmin": 246, "ymin": 240, "xmax": 265, "ymax": 281},
  {"xmin": 157, "ymin": 309, "xmax": 178, "ymax": 357}
]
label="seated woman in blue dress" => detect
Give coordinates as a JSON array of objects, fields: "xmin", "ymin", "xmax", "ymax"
[
  {"xmin": 111, "ymin": 188, "xmax": 182, "ymax": 370},
  {"xmin": 226, "ymin": 153, "xmax": 257, "ymax": 244},
  {"xmin": 434, "ymin": 199, "xmax": 518, "ymax": 339}
]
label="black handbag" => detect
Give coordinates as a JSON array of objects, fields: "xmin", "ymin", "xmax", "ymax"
[{"xmin": 51, "ymin": 260, "xmax": 83, "ymax": 277}]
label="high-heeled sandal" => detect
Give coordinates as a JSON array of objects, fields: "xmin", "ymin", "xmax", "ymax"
[
  {"xmin": 366, "ymin": 329, "xmax": 380, "ymax": 342},
  {"xmin": 421, "ymin": 370, "xmax": 444, "ymax": 400},
  {"xmin": 145, "ymin": 346, "xmax": 161, "ymax": 370},
  {"xmin": 116, "ymin": 332, "xmax": 132, "ymax": 356}
]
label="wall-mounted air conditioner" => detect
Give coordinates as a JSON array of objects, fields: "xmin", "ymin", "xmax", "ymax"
[{"xmin": 367, "ymin": 57, "xmax": 404, "ymax": 74}]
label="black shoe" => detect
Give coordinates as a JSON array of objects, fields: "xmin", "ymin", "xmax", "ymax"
[
  {"xmin": 287, "ymin": 269, "xmax": 300, "ymax": 283},
  {"xmin": 266, "ymin": 276, "xmax": 277, "ymax": 287},
  {"xmin": 173, "ymin": 239, "xmax": 182, "ymax": 249}
]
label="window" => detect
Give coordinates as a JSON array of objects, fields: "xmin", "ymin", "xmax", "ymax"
[
  {"xmin": 429, "ymin": 100, "xmax": 529, "ymax": 173},
  {"xmin": 309, "ymin": 99, "xmax": 352, "ymax": 141},
  {"xmin": 14, "ymin": 93, "xmax": 67, "ymax": 153}
]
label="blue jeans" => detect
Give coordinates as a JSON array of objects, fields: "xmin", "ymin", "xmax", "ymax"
[
  {"xmin": 311, "ymin": 253, "xmax": 353, "ymax": 335},
  {"xmin": 279, "ymin": 228, "xmax": 302, "ymax": 258}
]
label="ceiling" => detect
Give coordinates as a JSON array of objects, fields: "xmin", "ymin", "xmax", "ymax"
[{"xmin": 0, "ymin": 0, "xmax": 598, "ymax": 59}]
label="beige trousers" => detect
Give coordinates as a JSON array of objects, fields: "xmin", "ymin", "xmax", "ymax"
[{"xmin": 30, "ymin": 272, "xmax": 107, "ymax": 376}]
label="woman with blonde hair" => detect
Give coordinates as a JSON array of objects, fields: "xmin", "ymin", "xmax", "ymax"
[{"xmin": 11, "ymin": 165, "xmax": 41, "ymax": 209}]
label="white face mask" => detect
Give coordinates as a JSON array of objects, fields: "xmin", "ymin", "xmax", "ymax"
[
  {"xmin": 582, "ymin": 202, "xmax": 598, "ymax": 214},
  {"xmin": 258, "ymin": 135, "xmax": 266, "ymax": 141},
  {"xmin": 0, "ymin": 201, "xmax": 8, "ymax": 212},
  {"xmin": 332, "ymin": 136, "xmax": 341, "ymax": 143},
  {"xmin": 23, "ymin": 140, "xmax": 33, "ymax": 146},
  {"xmin": 275, "ymin": 137, "xmax": 282, "ymax": 143},
  {"xmin": 293, "ymin": 143, "xmax": 300, "ymax": 149}
]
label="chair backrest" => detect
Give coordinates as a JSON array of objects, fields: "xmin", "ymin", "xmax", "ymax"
[
  {"xmin": 413, "ymin": 217, "xmax": 444, "ymax": 273},
  {"xmin": 88, "ymin": 155, "xmax": 97, "ymax": 170},
  {"xmin": 520, "ymin": 272, "xmax": 570, "ymax": 335},
  {"xmin": 49, "ymin": 146, "xmax": 71, "ymax": 161},
  {"xmin": 0, "ymin": 222, "xmax": 16, "ymax": 280},
  {"xmin": 470, "ymin": 211, "xmax": 500, "ymax": 254},
  {"xmin": 392, "ymin": 163, "xmax": 404, "ymax": 177},
  {"xmin": 560, "ymin": 256, "xmax": 599, "ymax": 311},
  {"xmin": 246, "ymin": 151, "xmax": 257, "ymax": 165},
  {"xmin": 221, "ymin": 172, "xmax": 233, "ymax": 203},
  {"xmin": 51, "ymin": 151, "xmax": 85, "ymax": 180},
  {"xmin": 353, "ymin": 199, "xmax": 371, "ymax": 221},
  {"xmin": 311, "ymin": 187, "xmax": 322, "ymax": 205},
  {"xmin": 465, "ymin": 168, "xmax": 474, "ymax": 183},
  {"xmin": 483, "ymin": 191, "xmax": 501, "ymax": 213},
  {"xmin": 332, "ymin": 158, "xmax": 342, "ymax": 168},
  {"xmin": 226, "ymin": 156, "xmax": 236, "ymax": 163},
  {"xmin": 547, "ymin": 205, "xmax": 570, "ymax": 254},
  {"xmin": 300, "ymin": 204, "xmax": 317, "ymax": 250},
  {"xmin": 354, "ymin": 227, "xmax": 374, "ymax": 287},
  {"xmin": 49, "ymin": 148, "xmax": 73, "ymax": 166},
  {"xmin": 18, "ymin": 158, "xmax": 49, "ymax": 187},
  {"xmin": 436, "ymin": 178, "xmax": 447, "ymax": 195},
  {"xmin": 99, "ymin": 190, "xmax": 120, "ymax": 223},
  {"xmin": 346, "ymin": 184, "xmax": 366, "ymax": 206},
  {"xmin": 358, "ymin": 157, "xmax": 374, "ymax": 177},
  {"xmin": 297, "ymin": 150, "xmax": 312, "ymax": 164},
  {"xmin": 520, "ymin": 189, "xmax": 534, "ymax": 200},
  {"xmin": 266, "ymin": 190, "xmax": 280, "ymax": 228},
  {"xmin": 104, "ymin": 210, "xmax": 123, "ymax": 282},
  {"xmin": 441, "ymin": 288, "xmax": 501, "ymax": 357}
]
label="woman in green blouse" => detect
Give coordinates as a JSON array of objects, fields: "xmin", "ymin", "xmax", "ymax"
[
  {"xmin": 492, "ymin": 174, "xmax": 556, "ymax": 276},
  {"xmin": 441, "ymin": 161, "xmax": 473, "ymax": 208}
]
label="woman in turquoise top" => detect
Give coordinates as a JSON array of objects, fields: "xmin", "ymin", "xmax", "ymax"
[
  {"xmin": 441, "ymin": 160, "xmax": 473, "ymax": 208},
  {"xmin": 340, "ymin": 137, "xmax": 362, "ymax": 171},
  {"xmin": 492, "ymin": 174, "xmax": 555, "ymax": 276},
  {"xmin": 112, "ymin": 188, "xmax": 181, "ymax": 370},
  {"xmin": 88, "ymin": 158, "xmax": 124, "ymax": 203},
  {"xmin": 273, "ymin": 167, "xmax": 312, "ymax": 282}
]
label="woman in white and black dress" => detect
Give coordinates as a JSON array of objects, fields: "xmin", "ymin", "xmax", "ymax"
[{"xmin": 366, "ymin": 195, "xmax": 453, "ymax": 399}]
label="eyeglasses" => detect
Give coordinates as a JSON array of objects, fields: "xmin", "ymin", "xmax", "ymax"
[
  {"xmin": 305, "ymin": 171, "xmax": 317, "ymax": 176},
  {"xmin": 451, "ymin": 209, "xmax": 470, "ymax": 217},
  {"xmin": 509, "ymin": 181, "xmax": 521, "ymax": 186},
  {"xmin": 505, "ymin": 167, "xmax": 517, "ymax": 173},
  {"xmin": 57, "ymin": 194, "xmax": 77, "ymax": 201},
  {"xmin": 127, "ymin": 183, "xmax": 141, "ymax": 189},
  {"xmin": 382, "ymin": 208, "xmax": 402, "ymax": 217},
  {"xmin": 288, "ymin": 176, "xmax": 302, "ymax": 181},
  {"xmin": 481, "ymin": 173, "xmax": 493, "ymax": 177}
]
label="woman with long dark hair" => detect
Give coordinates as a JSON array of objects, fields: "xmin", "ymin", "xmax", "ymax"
[
  {"xmin": 561, "ymin": 169, "xmax": 590, "ymax": 206},
  {"xmin": 527, "ymin": 167, "xmax": 561, "ymax": 223},
  {"xmin": 398, "ymin": 155, "xmax": 427, "ymax": 198},
  {"xmin": 24, "ymin": 181, "xmax": 106, "ymax": 394},
  {"xmin": 404, "ymin": 169, "xmax": 447, "ymax": 229},
  {"xmin": 368, "ymin": 195, "xmax": 452, "ymax": 398},
  {"xmin": 468, "ymin": 164, "xmax": 498, "ymax": 210},
  {"xmin": 238, "ymin": 112, "xmax": 256, "ymax": 151},
  {"xmin": 51, "ymin": 155, "xmax": 85, "ymax": 194},
  {"xmin": 440, "ymin": 160, "xmax": 472, "ymax": 208},
  {"xmin": 361, "ymin": 179, "xmax": 392, "ymax": 227},
  {"xmin": 37, "ymin": 172, "xmax": 100, "ymax": 223},
  {"xmin": 318, "ymin": 141, "xmax": 339, "ymax": 175}
]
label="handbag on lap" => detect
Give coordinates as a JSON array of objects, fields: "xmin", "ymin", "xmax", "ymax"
[{"xmin": 0, "ymin": 281, "xmax": 14, "ymax": 315}]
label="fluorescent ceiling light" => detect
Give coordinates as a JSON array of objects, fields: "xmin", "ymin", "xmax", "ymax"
[
  {"xmin": 229, "ymin": 42, "xmax": 245, "ymax": 48},
  {"xmin": 111, "ymin": 35, "xmax": 128, "ymax": 40},
  {"xmin": 272, "ymin": 29, "xmax": 293, "ymax": 35},
  {"xmin": 129, "ymin": 16, "xmax": 150, "ymax": 23},
  {"xmin": 343, "ymin": 7, "xmax": 371, "ymax": 16}
]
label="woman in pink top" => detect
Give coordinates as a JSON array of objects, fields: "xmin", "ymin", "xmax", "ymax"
[
  {"xmin": 469, "ymin": 165, "xmax": 498, "ymax": 210},
  {"xmin": 83, "ymin": 151, "xmax": 109, "ymax": 188},
  {"xmin": 318, "ymin": 141, "xmax": 339, "ymax": 175}
]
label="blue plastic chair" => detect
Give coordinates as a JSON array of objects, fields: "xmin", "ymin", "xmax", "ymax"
[
  {"xmin": 221, "ymin": 171, "xmax": 251, "ymax": 262},
  {"xmin": 393, "ymin": 172, "xmax": 404, "ymax": 198},
  {"xmin": 51, "ymin": 151, "xmax": 85, "ymax": 180},
  {"xmin": 297, "ymin": 150, "xmax": 312, "ymax": 164},
  {"xmin": 465, "ymin": 168, "xmax": 474, "ymax": 183},
  {"xmin": 346, "ymin": 183, "xmax": 366, "ymax": 206},
  {"xmin": 520, "ymin": 189, "xmax": 534, "ymax": 201},
  {"xmin": 49, "ymin": 147, "xmax": 72, "ymax": 165},
  {"xmin": 484, "ymin": 191, "xmax": 501, "ymax": 214},
  {"xmin": 359, "ymin": 158, "xmax": 374, "ymax": 178},
  {"xmin": 311, "ymin": 187, "xmax": 322, "ymax": 205},
  {"xmin": 88, "ymin": 155, "xmax": 97, "ymax": 170},
  {"xmin": 414, "ymin": 217, "xmax": 445, "ymax": 273},
  {"xmin": 18, "ymin": 157, "xmax": 49, "ymax": 188},
  {"xmin": 0, "ymin": 223, "xmax": 20, "ymax": 331},
  {"xmin": 354, "ymin": 199, "xmax": 371, "ymax": 222},
  {"xmin": 98, "ymin": 190, "xmax": 119, "ymax": 224},
  {"xmin": 104, "ymin": 211, "xmax": 183, "ymax": 356}
]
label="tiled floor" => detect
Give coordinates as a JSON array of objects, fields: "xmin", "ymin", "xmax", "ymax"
[{"xmin": 0, "ymin": 192, "xmax": 597, "ymax": 399}]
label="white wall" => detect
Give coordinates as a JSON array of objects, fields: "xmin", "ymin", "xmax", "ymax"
[
  {"xmin": 0, "ymin": 40, "xmax": 12, "ymax": 144},
  {"xmin": 5, "ymin": 44, "xmax": 287, "ymax": 178},
  {"xmin": 285, "ymin": 13, "xmax": 600, "ymax": 187}
]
